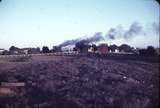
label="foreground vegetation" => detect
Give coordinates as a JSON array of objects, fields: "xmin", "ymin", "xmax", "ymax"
[{"xmin": 0, "ymin": 55, "xmax": 159, "ymax": 108}]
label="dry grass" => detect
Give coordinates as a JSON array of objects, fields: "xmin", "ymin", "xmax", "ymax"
[
  {"xmin": 0, "ymin": 55, "xmax": 159, "ymax": 108},
  {"xmin": 0, "ymin": 55, "xmax": 31, "ymax": 62}
]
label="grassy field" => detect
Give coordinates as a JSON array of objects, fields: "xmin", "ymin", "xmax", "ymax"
[{"xmin": 0, "ymin": 55, "xmax": 159, "ymax": 108}]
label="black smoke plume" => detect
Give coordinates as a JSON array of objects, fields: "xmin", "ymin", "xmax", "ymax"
[
  {"xmin": 124, "ymin": 22, "xmax": 142, "ymax": 39},
  {"xmin": 60, "ymin": 22, "xmax": 159, "ymax": 47},
  {"xmin": 106, "ymin": 26, "xmax": 124, "ymax": 40},
  {"xmin": 86, "ymin": 32, "xmax": 104, "ymax": 43},
  {"xmin": 107, "ymin": 28, "xmax": 117, "ymax": 40},
  {"xmin": 60, "ymin": 39, "xmax": 79, "ymax": 47},
  {"xmin": 60, "ymin": 32, "xmax": 104, "ymax": 47},
  {"xmin": 106, "ymin": 22, "xmax": 144, "ymax": 40}
]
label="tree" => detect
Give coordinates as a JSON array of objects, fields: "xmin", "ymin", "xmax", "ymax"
[
  {"xmin": 109, "ymin": 44, "xmax": 118, "ymax": 52},
  {"xmin": 119, "ymin": 44, "xmax": 132, "ymax": 52},
  {"xmin": 52, "ymin": 46, "xmax": 61, "ymax": 52},
  {"xmin": 42, "ymin": 46, "xmax": 49, "ymax": 53},
  {"xmin": 9, "ymin": 46, "xmax": 19, "ymax": 52},
  {"xmin": 146, "ymin": 46, "xmax": 156, "ymax": 55},
  {"xmin": 36, "ymin": 47, "xmax": 40, "ymax": 52},
  {"xmin": 92, "ymin": 44, "xmax": 97, "ymax": 52},
  {"xmin": 139, "ymin": 46, "xmax": 156, "ymax": 56},
  {"xmin": 2, "ymin": 50, "xmax": 10, "ymax": 55}
]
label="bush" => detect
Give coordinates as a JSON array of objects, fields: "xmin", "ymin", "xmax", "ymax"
[
  {"xmin": 42, "ymin": 46, "xmax": 50, "ymax": 53},
  {"xmin": 139, "ymin": 46, "xmax": 156, "ymax": 56}
]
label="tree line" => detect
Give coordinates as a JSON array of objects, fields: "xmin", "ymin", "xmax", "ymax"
[{"xmin": 0, "ymin": 43, "xmax": 159, "ymax": 56}]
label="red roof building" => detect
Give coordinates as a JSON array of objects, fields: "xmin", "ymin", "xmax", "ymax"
[{"xmin": 98, "ymin": 44, "xmax": 108, "ymax": 54}]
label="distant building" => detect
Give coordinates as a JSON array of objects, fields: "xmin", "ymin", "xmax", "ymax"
[
  {"xmin": 115, "ymin": 49, "xmax": 119, "ymax": 53},
  {"xmin": 131, "ymin": 48, "xmax": 139, "ymax": 54},
  {"xmin": 88, "ymin": 46, "xmax": 94, "ymax": 53},
  {"xmin": 109, "ymin": 48, "xmax": 119, "ymax": 53},
  {"xmin": 81, "ymin": 46, "xmax": 89, "ymax": 53},
  {"xmin": 21, "ymin": 48, "xmax": 29, "ymax": 54},
  {"xmin": 61, "ymin": 45, "xmax": 75, "ymax": 53},
  {"xmin": 0, "ymin": 49, "xmax": 5, "ymax": 55},
  {"xmin": 155, "ymin": 48, "xmax": 160, "ymax": 55},
  {"xmin": 98, "ymin": 44, "xmax": 108, "ymax": 54},
  {"xmin": 9, "ymin": 47, "xmax": 40, "ymax": 55},
  {"xmin": 21, "ymin": 48, "xmax": 40, "ymax": 54},
  {"xmin": 9, "ymin": 47, "xmax": 21, "ymax": 55},
  {"xmin": 10, "ymin": 49, "xmax": 25, "ymax": 55}
]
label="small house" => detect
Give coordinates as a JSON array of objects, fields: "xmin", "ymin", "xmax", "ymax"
[
  {"xmin": 0, "ymin": 49, "xmax": 5, "ymax": 55},
  {"xmin": 88, "ymin": 46, "xmax": 94, "ymax": 53},
  {"xmin": 115, "ymin": 49, "xmax": 119, "ymax": 53},
  {"xmin": 21, "ymin": 48, "xmax": 40, "ymax": 54},
  {"xmin": 9, "ymin": 47, "xmax": 21, "ymax": 55},
  {"xmin": 98, "ymin": 44, "xmax": 108, "ymax": 54},
  {"xmin": 80, "ymin": 46, "xmax": 90, "ymax": 54}
]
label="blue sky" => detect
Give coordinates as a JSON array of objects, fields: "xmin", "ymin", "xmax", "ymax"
[{"xmin": 0, "ymin": 0, "xmax": 159, "ymax": 49}]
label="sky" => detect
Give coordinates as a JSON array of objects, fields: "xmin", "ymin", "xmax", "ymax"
[{"xmin": 0, "ymin": 0, "xmax": 159, "ymax": 49}]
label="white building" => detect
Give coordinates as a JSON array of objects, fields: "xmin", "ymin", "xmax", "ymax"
[
  {"xmin": 115, "ymin": 49, "xmax": 119, "ymax": 53},
  {"xmin": 88, "ymin": 46, "xmax": 94, "ymax": 53},
  {"xmin": 61, "ymin": 45, "xmax": 75, "ymax": 53}
]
